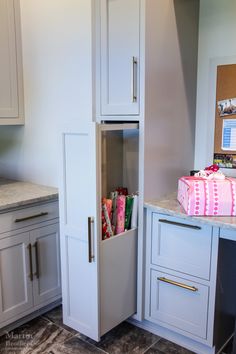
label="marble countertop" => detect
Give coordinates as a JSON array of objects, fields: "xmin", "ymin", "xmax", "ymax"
[
  {"xmin": 0, "ymin": 178, "xmax": 58, "ymax": 212},
  {"xmin": 145, "ymin": 192, "xmax": 236, "ymax": 230}
]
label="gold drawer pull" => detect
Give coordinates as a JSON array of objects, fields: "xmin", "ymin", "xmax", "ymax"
[
  {"xmin": 157, "ymin": 277, "xmax": 198, "ymax": 292},
  {"xmin": 159, "ymin": 219, "xmax": 201, "ymax": 230},
  {"xmin": 15, "ymin": 212, "xmax": 48, "ymax": 223}
]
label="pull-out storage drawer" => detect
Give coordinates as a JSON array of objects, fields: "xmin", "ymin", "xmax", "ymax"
[
  {"xmin": 0, "ymin": 201, "xmax": 59, "ymax": 235},
  {"xmin": 149, "ymin": 269, "xmax": 209, "ymax": 339},
  {"xmin": 151, "ymin": 213, "xmax": 212, "ymax": 280}
]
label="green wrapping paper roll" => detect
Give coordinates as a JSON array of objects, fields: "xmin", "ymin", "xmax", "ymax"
[
  {"xmin": 125, "ymin": 195, "xmax": 134, "ymax": 230},
  {"xmin": 131, "ymin": 194, "xmax": 138, "ymax": 228},
  {"xmin": 110, "ymin": 191, "xmax": 118, "ymax": 230}
]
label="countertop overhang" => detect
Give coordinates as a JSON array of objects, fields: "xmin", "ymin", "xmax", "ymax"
[
  {"xmin": 0, "ymin": 178, "xmax": 58, "ymax": 212},
  {"xmin": 145, "ymin": 192, "xmax": 236, "ymax": 231}
]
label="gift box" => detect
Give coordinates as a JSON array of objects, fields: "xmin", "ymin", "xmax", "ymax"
[{"xmin": 177, "ymin": 176, "xmax": 236, "ymax": 216}]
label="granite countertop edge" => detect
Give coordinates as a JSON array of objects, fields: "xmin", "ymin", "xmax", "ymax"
[
  {"xmin": 0, "ymin": 179, "xmax": 59, "ymax": 213},
  {"xmin": 0, "ymin": 193, "xmax": 59, "ymax": 213},
  {"xmin": 144, "ymin": 192, "xmax": 236, "ymax": 230}
]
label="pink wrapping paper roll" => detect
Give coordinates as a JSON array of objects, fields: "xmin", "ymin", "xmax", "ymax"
[{"xmin": 115, "ymin": 195, "xmax": 126, "ymax": 234}]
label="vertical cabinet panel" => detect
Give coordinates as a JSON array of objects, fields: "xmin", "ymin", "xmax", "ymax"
[
  {"xmin": 100, "ymin": 0, "xmax": 140, "ymax": 116},
  {"xmin": 0, "ymin": 0, "xmax": 24, "ymax": 124},
  {"xmin": 63, "ymin": 131, "xmax": 98, "ymax": 239},
  {"xmin": 31, "ymin": 223, "xmax": 61, "ymax": 306},
  {"xmin": 0, "ymin": 233, "xmax": 33, "ymax": 322},
  {"xmin": 60, "ymin": 125, "xmax": 99, "ymax": 341},
  {"xmin": 100, "ymin": 229, "xmax": 137, "ymax": 336}
]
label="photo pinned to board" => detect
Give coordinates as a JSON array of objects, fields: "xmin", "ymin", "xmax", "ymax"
[
  {"xmin": 213, "ymin": 153, "xmax": 236, "ymax": 169},
  {"xmin": 218, "ymin": 98, "xmax": 236, "ymax": 117},
  {"xmin": 222, "ymin": 119, "xmax": 236, "ymax": 151}
]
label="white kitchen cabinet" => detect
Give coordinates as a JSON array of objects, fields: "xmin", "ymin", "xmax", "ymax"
[
  {"xmin": 0, "ymin": 0, "xmax": 24, "ymax": 124},
  {"xmin": 0, "ymin": 202, "xmax": 61, "ymax": 328},
  {"xmin": 98, "ymin": 0, "xmax": 140, "ymax": 116},
  {"xmin": 145, "ymin": 211, "xmax": 219, "ymax": 347},
  {"xmin": 60, "ymin": 0, "xmax": 199, "ymax": 342},
  {"xmin": 60, "ymin": 123, "xmax": 138, "ymax": 341}
]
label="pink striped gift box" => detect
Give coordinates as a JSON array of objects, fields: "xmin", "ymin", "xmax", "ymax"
[{"xmin": 177, "ymin": 176, "xmax": 236, "ymax": 216}]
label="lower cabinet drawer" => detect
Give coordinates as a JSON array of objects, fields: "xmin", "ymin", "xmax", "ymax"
[
  {"xmin": 148, "ymin": 269, "xmax": 209, "ymax": 339},
  {"xmin": 151, "ymin": 213, "xmax": 212, "ymax": 280},
  {"xmin": 0, "ymin": 201, "xmax": 59, "ymax": 235}
]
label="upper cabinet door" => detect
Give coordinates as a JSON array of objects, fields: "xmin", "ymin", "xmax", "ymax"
[
  {"xmin": 0, "ymin": 0, "xmax": 24, "ymax": 124},
  {"xmin": 100, "ymin": 0, "xmax": 140, "ymax": 117}
]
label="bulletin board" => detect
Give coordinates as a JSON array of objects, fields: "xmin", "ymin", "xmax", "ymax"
[{"xmin": 214, "ymin": 64, "xmax": 236, "ymax": 168}]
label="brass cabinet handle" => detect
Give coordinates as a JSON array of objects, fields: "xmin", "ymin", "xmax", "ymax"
[
  {"xmin": 159, "ymin": 219, "xmax": 201, "ymax": 230},
  {"xmin": 88, "ymin": 217, "xmax": 95, "ymax": 263},
  {"xmin": 15, "ymin": 212, "xmax": 48, "ymax": 223},
  {"xmin": 132, "ymin": 56, "xmax": 138, "ymax": 102},
  {"xmin": 157, "ymin": 277, "xmax": 198, "ymax": 292},
  {"xmin": 28, "ymin": 244, "xmax": 33, "ymax": 281},
  {"xmin": 33, "ymin": 241, "xmax": 40, "ymax": 278}
]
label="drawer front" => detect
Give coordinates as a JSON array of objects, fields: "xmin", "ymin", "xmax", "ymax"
[
  {"xmin": 149, "ymin": 269, "xmax": 209, "ymax": 339},
  {"xmin": 0, "ymin": 201, "xmax": 59, "ymax": 235},
  {"xmin": 151, "ymin": 213, "xmax": 212, "ymax": 280},
  {"xmin": 220, "ymin": 228, "xmax": 236, "ymax": 241}
]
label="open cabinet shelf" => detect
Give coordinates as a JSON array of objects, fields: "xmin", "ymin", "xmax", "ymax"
[{"xmin": 99, "ymin": 123, "xmax": 139, "ymax": 241}]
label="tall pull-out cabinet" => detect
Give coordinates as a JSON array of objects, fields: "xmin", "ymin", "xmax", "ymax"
[
  {"xmin": 60, "ymin": 123, "xmax": 139, "ymax": 340},
  {"xmin": 60, "ymin": 0, "xmax": 199, "ymax": 342}
]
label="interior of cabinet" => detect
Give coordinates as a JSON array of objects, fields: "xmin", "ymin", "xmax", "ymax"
[
  {"xmin": 101, "ymin": 127, "xmax": 139, "ymax": 199},
  {"xmin": 99, "ymin": 123, "xmax": 139, "ymax": 335},
  {"xmin": 100, "ymin": 124, "xmax": 139, "ymax": 240}
]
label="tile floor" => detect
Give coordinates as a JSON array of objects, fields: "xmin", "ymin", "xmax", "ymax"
[{"xmin": 0, "ymin": 306, "xmax": 195, "ymax": 353}]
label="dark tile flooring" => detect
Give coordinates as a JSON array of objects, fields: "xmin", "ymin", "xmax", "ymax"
[{"xmin": 0, "ymin": 306, "xmax": 194, "ymax": 353}]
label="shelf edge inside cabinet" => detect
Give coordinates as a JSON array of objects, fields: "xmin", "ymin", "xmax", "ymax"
[{"xmin": 98, "ymin": 123, "xmax": 139, "ymax": 131}]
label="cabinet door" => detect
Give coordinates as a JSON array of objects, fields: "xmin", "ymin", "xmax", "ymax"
[
  {"xmin": 30, "ymin": 223, "xmax": 61, "ymax": 306},
  {"xmin": 0, "ymin": 233, "xmax": 33, "ymax": 324},
  {"xmin": 60, "ymin": 123, "xmax": 99, "ymax": 340},
  {"xmin": 100, "ymin": 0, "xmax": 140, "ymax": 116},
  {"xmin": 0, "ymin": 0, "xmax": 24, "ymax": 124}
]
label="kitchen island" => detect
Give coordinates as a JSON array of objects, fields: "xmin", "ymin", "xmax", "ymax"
[
  {"xmin": 0, "ymin": 179, "xmax": 61, "ymax": 334},
  {"xmin": 135, "ymin": 194, "xmax": 236, "ymax": 354}
]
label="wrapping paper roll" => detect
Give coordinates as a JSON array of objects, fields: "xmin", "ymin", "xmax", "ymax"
[
  {"xmin": 102, "ymin": 198, "xmax": 113, "ymax": 239},
  {"xmin": 131, "ymin": 195, "xmax": 138, "ymax": 229},
  {"xmin": 125, "ymin": 195, "xmax": 134, "ymax": 230},
  {"xmin": 115, "ymin": 195, "xmax": 126, "ymax": 234},
  {"xmin": 116, "ymin": 187, "xmax": 128, "ymax": 196},
  {"xmin": 110, "ymin": 191, "xmax": 118, "ymax": 231}
]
